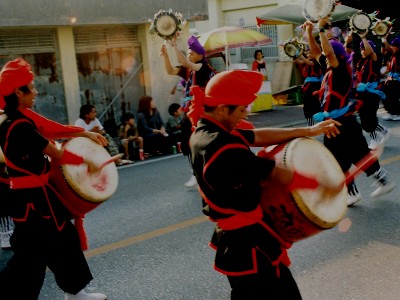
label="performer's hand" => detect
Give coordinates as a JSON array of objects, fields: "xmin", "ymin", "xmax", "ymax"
[
  {"xmin": 309, "ymin": 119, "xmax": 341, "ymax": 138},
  {"xmin": 85, "ymin": 131, "xmax": 108, "ymax": 146}
]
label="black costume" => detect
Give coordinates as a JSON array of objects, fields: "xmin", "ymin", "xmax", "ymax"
[
  {"xmin": 190, "ymin": 115, "xmax": 302, "ymax": 299},
  {"xmin": 0, "ymin": 110, "xmax": 93, "ymax": 299}
]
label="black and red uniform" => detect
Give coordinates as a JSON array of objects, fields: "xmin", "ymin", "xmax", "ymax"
[
  {"xmin": 0, "ymin": 110, "xmax": 93, "ymax": 299},
  {"xmin": 354, "ymin": 54, "xmax": 385, "ymax": 133},
  {"xmin": 300, "ymin": 58, "xmax": 325, "ymax": 125},
  {"xmin": 317, "ymin": 55, "xmax": 381, "ymax": 178},
  {"xmin": 380, "ymin": 49, "xmax": 400, "ymax": 115},
  {"xmin": 190, "ymin": 115, "xmax": 302, "ymax": 299}
]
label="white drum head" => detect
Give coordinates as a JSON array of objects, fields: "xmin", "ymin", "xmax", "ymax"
[
  {"xmin": 153, "ymin": 12, "xmax": 179, "ymax": 40},
  {"xmin": 283, "ymin": 137, "xmax": 347, "ymax": 227},
  {"xmin": 62, "ymin": 137, "xmax": 119, "ymax": 203},
  {"xmin": 350, "ymin": 12, "xmax": 372, "ymax": 33},
  {"xmin": 303, "ymin": 0, "xmax": 336, "ymax": 23}
]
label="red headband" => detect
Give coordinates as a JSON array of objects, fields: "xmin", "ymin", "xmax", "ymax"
[
  {"xmin": 188, "ymin": 70, "xmax": 263, "ymax": 126},
  {"xmin": 0, "ymin": 58, "xmax": 34, "ymax": 109}
]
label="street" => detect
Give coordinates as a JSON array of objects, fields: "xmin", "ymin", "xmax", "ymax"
[{"xmin": 1, "ymin": 109, "xmax": 400, "ymax": 300}]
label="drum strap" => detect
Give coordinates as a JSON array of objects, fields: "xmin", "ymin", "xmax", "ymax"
[{"xmin": 10, "ymin": 173, "xmax": 49, "ymax": 189}]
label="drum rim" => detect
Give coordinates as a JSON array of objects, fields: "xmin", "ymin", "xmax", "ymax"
[{"xmin": 153, "ymin": 11, "xmax": 179, "ymax": 40}]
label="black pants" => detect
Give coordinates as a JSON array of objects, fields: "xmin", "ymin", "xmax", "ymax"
[
  {"xmin": 0, "ymin": 213, "xmax": 93, "ymax": 300},
  {"xmin": 324, "ymin": 115, "xmax": 380, "ymax": 176},
  {"xmin": 381, "ymin": 80, "xmax": 400, "ymax": 115},
  {"xmin": 228, "ymin": 263, "xmax": 302, "ymax": 300},
  {"xmin": 356, "ymin": 91, "xmax": 381, "ymax": 133}
]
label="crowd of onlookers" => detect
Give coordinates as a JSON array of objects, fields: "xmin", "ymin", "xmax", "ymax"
[{"xmin": 77, "ymin": 97, "xmax": 185, "ymax": 167}]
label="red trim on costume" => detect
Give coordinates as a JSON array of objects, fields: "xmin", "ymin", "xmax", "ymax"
[
  {"xmin": 0, "ymin": 177, "xmax": 9, "ymax": 185},
  {"xmin": 217, "ymin": 207, "xmax": 263, "ymax": 230},
  {"xmin": 60, "ymin": 149, "xmax": 84, "ymax": 165},
  {"xmin": 214, "ymin": 248, "xmax": 259, "ymax": 276},
  {"xmin": 21, "ymin": 108, "xmax": 84, "ymax": 139},
  {"xmin": 10, "ymin": 173, "xmax": 49, "ymax": 189}
]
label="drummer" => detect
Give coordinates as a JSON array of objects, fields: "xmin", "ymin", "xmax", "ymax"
[
  {"xmin": 188, "ymin": 69, "xmax": 342, "ymax": 299},
  {"xmin": 304, "ymin": 17, "xmax": 395, "ymax": 206},
  {"xmin": 0, "ymin": 58, "xmax": 107, "ymax": 300}
]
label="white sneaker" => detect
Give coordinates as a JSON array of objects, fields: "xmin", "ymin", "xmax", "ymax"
[
  {"xmin": 1, "ymin": 237, "xmax": 11, "ymax": 249},
  {"xmin": 370, "ymin": 182, "xmax": 396, "ymax": 198},
  {"xmin": 347, "ymin": 192, "xmax": 362, "ymax": 206},
  {"xmin": 65, "ymin": 290, "xmax": 107, "ymax": 300},
  {"xmin": 391, "ymin": 115, "xmax": 400, "ymax": 121},
  {"xmin": 368, "ymin": 128, "xmax": 390, "ymax": 150},
  {"xmin": 347, "ymin": 182, "xmax": 362, "ymax": 207},
  {"xmin": 184, "ymin": 175, "xmax": 197, "ymax": 188}
]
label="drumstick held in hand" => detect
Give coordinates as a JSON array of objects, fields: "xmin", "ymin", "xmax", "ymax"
[{"xmin": 99, "ymin": 153, "xmax": 124, "ymax": 170}]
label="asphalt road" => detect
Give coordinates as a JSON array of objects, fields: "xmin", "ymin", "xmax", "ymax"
[{"xmin": 1, "ymin": 106, "xmax": 400, "ymax": 300}]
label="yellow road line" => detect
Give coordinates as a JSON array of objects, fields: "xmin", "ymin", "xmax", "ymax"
[{"xmin": 85, "ymin": 215, "xmax": 208, "ymax": 258}]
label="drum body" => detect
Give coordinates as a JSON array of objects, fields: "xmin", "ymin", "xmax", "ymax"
[
  {"xmin": 49, "ymin": 137, "xmax": 119, "ymax": 217},
  {"xmin": 259, "ymin": 137, "xmax": 347, "ymax": 244}
]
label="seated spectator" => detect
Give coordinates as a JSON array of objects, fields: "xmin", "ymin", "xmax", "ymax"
[
  {"xmin": 166, "ymin": 103, "xmax": 183, "ymax": 147},
  {"xmin": 136, "ymin": 96, "xmax": 171, "ymax": 155},
  {"xmin": 119, "ymin": 112, "xmax": 145, "ymax": 161},
  {"xmin": 75, "ymin": 104, "xmax": 133, "ymax": 166}
]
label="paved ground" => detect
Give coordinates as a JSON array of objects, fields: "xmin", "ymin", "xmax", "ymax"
[{"xmin": 247, "ymin": 104, "xmax": 306, "ymax": 128}]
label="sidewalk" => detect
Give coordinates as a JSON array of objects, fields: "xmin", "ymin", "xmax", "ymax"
[{"xmin": 247, "ymin": 104, "xmax": 306, "ymax": 128}]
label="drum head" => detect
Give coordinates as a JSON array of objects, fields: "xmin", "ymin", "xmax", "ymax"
[
  {"xmin": 61, "ymin": 137, "xmax": 119, "ymax": 203},
  {"xmin": 302, "ymin": 0, "xmax": 336, "ymax": 23},
  {"xmin": 153, "ymin": 12, "xmax": 179, "ymax": 40},
  {"xmin": 373, "ymin": 21, "xmax": 389, "ymax": 36},
  {"xmin": 283, "ymin": 137, "xmax": 347, "ymax": 227},
  {"xmin": 350, "ymin": 12, "xmax": 372, "ymax": 33},
  {"xmin": 284, "ymin": 42, "xmax": 302, "ymax": 58}
]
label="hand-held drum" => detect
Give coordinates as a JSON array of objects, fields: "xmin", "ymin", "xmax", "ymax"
[
  {"xmin": 49, "ymin": 137, "xmax": 119, "ymax": 217},
  {"xmin": 302, "ymin": 0, "xmax": 337, "ymax": 24},
  {"xmin": 258, "ymin": 137, "xmax": 347, "ymax": 244}
]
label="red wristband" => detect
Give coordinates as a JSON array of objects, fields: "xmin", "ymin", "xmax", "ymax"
[
  {"xmin": 60, "ymin": 149, "xmax": 84, "ymax": 165},
  {"xmin": 288, "ymin": 171, "xmax": 319, "ymax": 191}
]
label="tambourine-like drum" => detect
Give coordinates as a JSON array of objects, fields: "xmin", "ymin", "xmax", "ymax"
[
  {"xmin": 49, "ymin": 137, "xmax": 119, "ymax": 218},
  {"xmin": 258, "ymin": 137, "xmax": 347, "ymax": 244},
  {"xmin": 349, "ymin": 11, "xmax": 373, "ymax": 34},
  {"xmin": 149, "ymin": 9, "xmax": 185, "ymax": 41},
  {"xmin": 283, "ymin": 41, "xmax": 304, "ymax": 58},
  {"xmin": 372, "ymin": 20, "xmax": 391, "ymax": 36},
  {"xmin": 302, "ymin": 0, "xmax": 337, "ymax": 23}
]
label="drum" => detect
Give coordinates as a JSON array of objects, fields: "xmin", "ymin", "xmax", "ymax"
[
  {"xmin": 258, "ymin": 137, "xmax": 347, "ymax": 244},
  {"xmin": 149, "ymin": 9, "xmax": 186, "ymax": 41},
  {"xmin": 283, "ymin": 40, "xmax": 304, "ymax": 58},
  {"xmin": 302, "ymin": 0, "xmax": 337, "ymax": 23},
  {"xmin": 349, "ymin": 11, "xmax": 373, "ymax": 34},
  {"xmin": 49, "ymin": 137, "xmax": 119, "ymax": 217},
  {"xmin": 372, "ymin": 17, "xmax": 393, "ymax": 37}
]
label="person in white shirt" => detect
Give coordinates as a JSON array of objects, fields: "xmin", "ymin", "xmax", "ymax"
[{"xmin": 75, "ymin": 104, "xmax": 133, "ymax": 165}]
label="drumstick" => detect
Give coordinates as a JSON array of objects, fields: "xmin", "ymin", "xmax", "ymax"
[
  {"xmin": 99, "ymin": 153, "xmax": 124, "ymax": 170},
  {"xmin": 344, "ymin": 148, "xmax": 382, "ymax": 186}
]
